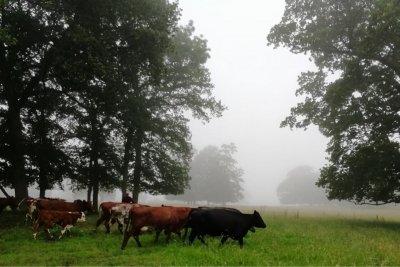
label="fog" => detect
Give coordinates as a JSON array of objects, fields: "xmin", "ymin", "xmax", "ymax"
[{"xmin": 180, "ymin": 0, "xmax": 328, "ymax": 205}]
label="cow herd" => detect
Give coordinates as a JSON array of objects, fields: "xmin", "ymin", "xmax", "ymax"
[{"xmin": 0, "ymin": 196, "xmax": 267, "ymax": 248}]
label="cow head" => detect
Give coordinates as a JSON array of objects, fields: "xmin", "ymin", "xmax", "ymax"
[
  {"xmin": 74, "ymin": 199, "xmax": 94, "ymax": 213},
  {"xmin": 27, "ymin": 199, "xmax": 37, "ymax": 215},
  {"xmin": 77, "ymin": 212, "xmax": 86, "ymax": 222},
  {"xmin": 252, "ymin": 210, "xmax": 267, "ymax": 228}
]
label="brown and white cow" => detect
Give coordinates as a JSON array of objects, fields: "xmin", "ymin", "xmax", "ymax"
[
  {"xmin": 35, "ymin": 199, "xmax": 92, "ymax": 213},
  {"xmin": 121, "ymin": 206, "xmax": 192, "ymax": 248},
  {"xmin": 96, "ymin": 202, "xmax": 147, "ymax": 233},
  {"xmin": 0, "ymin": 197, "xmax": 18, "ymax": 213},
  {"xmin": 33, "ymin": 210, "xmax": 86, "ymax": 240},
  {"xmin": 20, "ymin": 197, "xmax": 66, "ymax": 223}
]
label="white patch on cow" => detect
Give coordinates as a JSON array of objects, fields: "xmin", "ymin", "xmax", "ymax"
[
  {"xmin": 111, "ymin": 204, "xmax": 132, "ymax": 225},
  {"xmin": 59, "ymin": 225, "xmax": 74, "ymax": 239},
  {"xmin": 140, "ymin": 226, "xmax": 150, "ymax": 232},
  {"xmin": 29, "ymin": 203, "xmax": 37, "ymax": 213},
  {"xmin": 47, "ymin": 229, "xmax": 54, "ymax": 239},
  {"xmin": 77, "ymin": 212, "xmax": 86, "ymax": 222},
  {"xmin": 27, "ymin": 203, "xmax": 37, "ymax": 220}
]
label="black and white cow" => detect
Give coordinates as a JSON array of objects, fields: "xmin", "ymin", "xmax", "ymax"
[{"xmin": 187, "ymin": 208, "xmax": 267, "ymax": 248}]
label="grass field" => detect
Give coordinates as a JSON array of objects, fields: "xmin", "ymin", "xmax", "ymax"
[{"xmin": 1, "ymin": 206, "xmax": 400, "ymax": 266}]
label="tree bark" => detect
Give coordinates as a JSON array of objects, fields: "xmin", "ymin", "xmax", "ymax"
[
  {"xmin": 93, "ymin": 177, "xmax": 99, "ymax": 212},
  {"xmin": 38, "ymin": 92, "xmax": 49, "ymax": 199},
  {"xmin": 131, "ymin": 131, "xmax": 143, "ymax": 204},
  {"xmin": 87, "ymin": 185, "xmax": 92, "ymax": 203},
  {"xmin": 89, "ymin": 109, "xmax": 102, "ymax": 212},
  {"xmin": 7, "ymin": 102, "xmax": 28, "ymax": 201},
  {"xmin": 121, "ymin": 128, "xmax": 133, "ymax": 195}
]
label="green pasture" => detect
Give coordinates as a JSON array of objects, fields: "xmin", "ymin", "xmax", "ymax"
[{"xmin": 1, "ymin": 207, "xmax": 400, "ymax": 266}]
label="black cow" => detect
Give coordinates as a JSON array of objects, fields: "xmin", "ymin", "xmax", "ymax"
[
  {"xmin": 187, "ymin": 208, "xmax": 266, "ymax": 248},
  {"xmin": 182, "ymin": 206, "xmax": 253, "ymax": 240}
]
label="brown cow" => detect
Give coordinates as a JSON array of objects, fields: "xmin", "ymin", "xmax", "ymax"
[
  {"xmin": 96, "ymin": 202, "xmax": 147, "ymax": 233},
  {"xmin": 0, "ymin": 197, "xmax": 18, "ymax": 213},
  {"xmin": 121, "ymin": 206, "xmax": 192, "ymax": 248},
  {"xmin": 33, "ymin": 210, "xmax": 86, "ymax": 240},
  {"xmin": 35, "ymin": 199, "xmax": 92, "ymax": 213},
  {"xmin": 20, "ymin": 197, "xmax": 67, "ymax": 223}
]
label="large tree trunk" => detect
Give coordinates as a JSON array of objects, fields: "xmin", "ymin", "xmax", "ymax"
[
  {"xmin": 89, "ymin": 110, "xmax": 100, "ymax": 212},
  {"xmin": 7, "ymin": 102, "xmax": 28, "ymax": 201},
  {"xmin": 92, "ymin": 178, "xmax": 99, "ymax": 212},
  {"xmin": 131, "ymin": 132, "xmax": 143, "ymax": 204},
  {"xmin": 121, "ymin": 128, "xmax": 133, "ymax": 195},
  {"xmin": 39, "ymin": 180, "xmax": 46, "ymax": 198},
  {"xmin": 38, "ymin": 97, "xmax": 49, "ymax": 199},
  {"xmin": 87, "ymin": 185, "xmax": 92, "ymax": 203}
]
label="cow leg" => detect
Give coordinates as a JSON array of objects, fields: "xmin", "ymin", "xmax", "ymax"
[
  {"xmin": 116, "ymin": 218, "xmax": 124, "ymax": 234},
  {"xmin": 182, "ymin": 227, "xmax": 189, "ymax": 241},
  {"xmin": 25, "ymin": 213, "xmax": 31, "ymax": 224},
  {"xmin": 133, "ymin": 234, "xmax": 142, "ymax": 248},
  {"xmin": 32, "ymin": 220, "xmax": 40, "ymax": 240},
  {"xmin": 59, "ymin": 225, "xmax": 73, "ymax": 239},
  {"xmin": 198, "ymin": 234, "xmax": 206, "ymax": 245},
  {"xmin": 165, "ymin": 230, "xmax": 172, "ymax": 243},
  {"xmin": 188, "ymin": 229, "xmax": 197, "ymax": 245},
  {"xmin": 238, "ymin": 237, "xmax": 244, "ymax": 248},
  {"xmin": 121, "ymin": 230, "xmax": 131, "ymax": 249},
  {"xmin": 96, "ymin": 215, "xmax": 105, "ymax": 230},
  {"xmin": 154, "ymin": 229, "xmax": 162, "ymax": 243},
  {"xmin": 45, "ymin": 228, "xmax": 54, "ymax": 240},
  {"xmin": 105, "ymin": 220, "xmax": 111, "ymax": 233},
  {"xmin": 220, "ymin": 235, "xmax": 229, "ymax": 246},
  {"xmin": 175, "ymin": 230, "xmax": 182, "ymax": 239}
]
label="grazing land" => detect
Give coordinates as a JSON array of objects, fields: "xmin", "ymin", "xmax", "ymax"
[{"xmin": 1, "ymin": 206, "xmax": 400, "ymax": 266}]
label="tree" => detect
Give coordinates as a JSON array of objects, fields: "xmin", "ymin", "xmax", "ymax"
[
  {"xmin": 267, "ymin": 0, "xmax": 400, "ymax": 205},
  {"xmin": 0, "ymin": 0, "xmax": 224, "ymax": 205},
  {"xmin": 277, "ymin": 166, "xmax": 330, "ymax": 205},
  {"xmin": 168, "ymin": 144, "xmax": 244, "ymax": 204},
  {"xmin": 24, "ymin": 83, "xmax": 71, "ymax": 198},
  {"xmin": 111, "ymin": 0, "xmax": 182, "ymax": 202},
  {"xmin": 117, "ymin": 21, "xmax": 225, "ymax": 203},
  {"xmin": 0, "ymin": 0, "xmax": 70, "ymax": 200}
]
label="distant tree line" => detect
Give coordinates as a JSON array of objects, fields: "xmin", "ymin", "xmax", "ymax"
[{"xmin": 0, "ymin": 0, "xmax": 225, "ymax": 207}]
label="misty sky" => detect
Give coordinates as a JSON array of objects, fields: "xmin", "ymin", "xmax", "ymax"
[{"xmin": 179, "ymin": 0, "xmax": 328, "ymax": 205}]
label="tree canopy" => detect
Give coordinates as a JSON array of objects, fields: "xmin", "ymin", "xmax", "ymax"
[
  {"xmin": 268, "ymin": 0, "xmax": 400, "ymax": 205},
  {"xmin": 0, "ymin": 0, "xmax": 224, "ymax": 205}
]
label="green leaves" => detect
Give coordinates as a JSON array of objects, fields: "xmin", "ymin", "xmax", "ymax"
[
  {"xmin": 269, "ymin": 0, "xmax": 400, "ymax": 204},
  {"xmin": 0, "ymin": 0, "xmax": 223, "ymax": 203}
]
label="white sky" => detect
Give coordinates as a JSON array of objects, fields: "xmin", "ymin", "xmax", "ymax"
[{"xmin": 179, "ymin": 0, "xmax": 328, "ymax": 205}]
